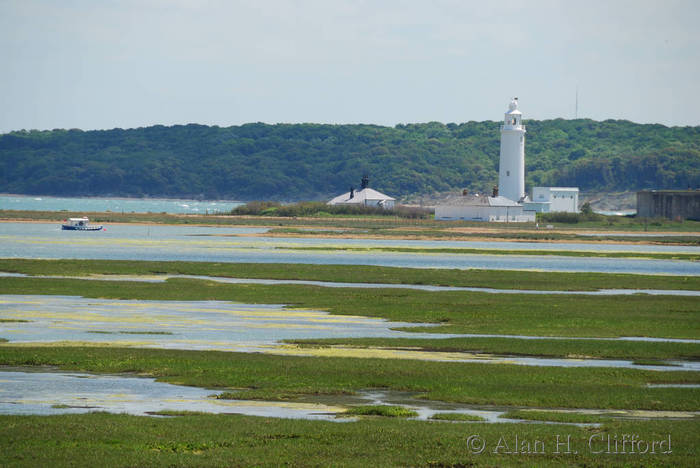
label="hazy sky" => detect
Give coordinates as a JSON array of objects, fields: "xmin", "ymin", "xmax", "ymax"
[{"xmin": 1, "ymin": 0, "xmax": 698, "ymax": 133}]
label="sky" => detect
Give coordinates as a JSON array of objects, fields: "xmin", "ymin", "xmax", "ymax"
[{"xmin": 1, "ymin": 0, "xmax": 698, "ymax": 133}]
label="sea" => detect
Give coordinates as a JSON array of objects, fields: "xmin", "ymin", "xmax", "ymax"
[{"xmin": 0, "ymin": 194, "xmax": 243, "ymax": 214}]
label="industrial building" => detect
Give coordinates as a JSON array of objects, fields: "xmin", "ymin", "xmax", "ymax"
[
  {"xmin": 637, "ymin": 190, "xmax": 700, "ymax": 220},
  {"xmin": 524, "ymin": 187, "xmax": 579, "ymax": 213},
  {"xmin": 328, "ymin": 175, "xmax": 395, "ymax": 209}
]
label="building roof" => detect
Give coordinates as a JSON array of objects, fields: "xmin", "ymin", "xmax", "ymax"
[
  {"xmin": 328, "ymin": 188, "xmax": 395, "ymax": 205},
  {"xmin": 438, "ymin": 194, "xmax": 522, "ymax": 207},
  {"xmin": 537, "ymin": 187, "xmax": 579, "ymax": 192}
]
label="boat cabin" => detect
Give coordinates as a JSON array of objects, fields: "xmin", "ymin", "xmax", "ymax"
[{"xmin": 65, "ymin": 217, "xmax": 91, "ymax": 227}]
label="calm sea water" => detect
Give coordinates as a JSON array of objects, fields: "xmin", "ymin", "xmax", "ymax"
[{"xmin": 0, "ymin": 194, "xmax": 243, "ymax": 214}]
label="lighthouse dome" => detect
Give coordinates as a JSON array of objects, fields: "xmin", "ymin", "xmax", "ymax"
[{"xmin": 506, "ymin": 97, "xmax": 521, "ymax": 115}]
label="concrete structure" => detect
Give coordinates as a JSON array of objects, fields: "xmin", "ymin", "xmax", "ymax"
[
  {"xmin": 637, "ymin": 190, "xmax": 700, "ymax": 220},
  {"xmin": 524, "ymin": 187, "xmax": 580, "ymax": 213},
  {"xmin": 328, "ymin": 175, "xmax": 395, "ymax": 209},
  {"xmin": 498, "ymin": 97, "xmax": 526, "ymax": 202},
  {"xmin": 435, "ymin": 191, "xmax": 535, "ymax": 222}
]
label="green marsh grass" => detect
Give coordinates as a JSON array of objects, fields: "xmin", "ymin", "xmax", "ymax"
[
  {"xmin": 0, "ymin": 413, "xmax": 697, "ymax": 467},
  {"xmin": 429, "ymin": 412, "xmax": 486, "ymax": 422},
  {"xmin": 287, "ymin": 337, "xmax": 700, "ymax": 361},
  {"xmin": 501, "ymin": 410, "xmax": 618, "ymax": 424},
  {"xmin": 343, "ymin": 405, "xmax": 418, "ymax": 418},
  {"xmin": 0, "ymin": 346, "xmax": 697, "ymax": 410},
  {"xmin": 632, "ymin": 359, "xmax": 682, "ymax": 367},
  {"xmin": 2, "ymin": 258, "xmax": 699, "ymax": 291}
]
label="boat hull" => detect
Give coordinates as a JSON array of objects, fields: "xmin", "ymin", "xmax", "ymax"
[{"xmin": 61, "ymin": 225, "xmax": 103, "ymax": 231}]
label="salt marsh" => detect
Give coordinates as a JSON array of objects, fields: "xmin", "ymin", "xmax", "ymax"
[
  {"xmin": 2, "ymin": 370, "xmax": 694, "ymax": 423},
  {"xmin": 2, "ymin": 295, "xmax": 697, "ymax": 370}
]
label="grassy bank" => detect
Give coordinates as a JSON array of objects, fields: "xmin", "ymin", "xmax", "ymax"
[
  {"xmin": 1, "ymin": 413, "xmax": 696, "ymax": 467},
  {"xmin": 1, "ymin": 258, "xmax": 699, "ymax": 291},
  {"xmin": 1, "ymin": 276, "xmax": 698, "ymax": 339},
  {"xmin": 286, "ymin": 337, "xmax": 700, "ymax": 361},
  {"xmin": 0, "ymin": 346, "xmax": 697, "ymax": 410},
  {"xmin": 277, "ymin": 245, "xmax": 700, "ymax": 260},
  {"xmin": 500, "ymin": 410, "xmax": 618, "ymax": 424}
]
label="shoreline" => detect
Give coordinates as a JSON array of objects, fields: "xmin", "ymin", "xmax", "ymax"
[
  {"xmin": 0, "ymin": 193, "xmax": 243, "ymax": 203},
  {"xmin": 1, "ymin": 217, "xmax": 698, "ymax": 247}
]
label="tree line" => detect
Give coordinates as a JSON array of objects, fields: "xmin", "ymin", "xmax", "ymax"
[{"xmin": 1, "ymin": 120, "xmax": 697, "ymax": 200}]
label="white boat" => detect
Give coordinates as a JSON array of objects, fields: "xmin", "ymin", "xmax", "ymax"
[{"xmin": 61, "ymin": 217, "xmax": 103, "ymax": 231}]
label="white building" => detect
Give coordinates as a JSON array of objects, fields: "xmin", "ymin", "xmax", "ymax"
[
  {"xmin": 525, "ymin": 187, "xmax": 579, "ymax": 213},
  {"xmin": 498, "ymin": 97, "xmax": 526, "ymax": 203},
  {"xmin": 435, "ymin": 192, "xmax": 535, "ymax": 222},
  {"xmin": 328, "ymin": 175, "xmax": 395, "ymax": 209}
]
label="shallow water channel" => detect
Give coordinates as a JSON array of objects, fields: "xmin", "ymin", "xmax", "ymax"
[{"xmin": 1, "ymin": 222, "xmax": 698, "ymax": 275}]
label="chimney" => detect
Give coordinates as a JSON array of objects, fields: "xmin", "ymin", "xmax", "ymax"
[
  {"xmin": 462, "ymin": 189, "xmax": 468, "ymax": 196},
  {"xmin": 492, "ymin": 185, "xmax": 499, "ymax": 197},
  {"xmin": 349, "ymin": 186, "xmax": 354, "ymax": 199},
  {"xmin": 361, "ymin": 174, "xmax": 369, "ymax": 190}
]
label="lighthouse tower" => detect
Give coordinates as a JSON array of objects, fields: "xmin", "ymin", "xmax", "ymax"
[{"xmin": 498, "ymin": 97, "xmax": 526, "ymax": 202}]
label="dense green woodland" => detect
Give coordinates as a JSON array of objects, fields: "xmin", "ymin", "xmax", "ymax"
[{"xmin": 1, "ymin": 120, "xmax": 698, "ymax": 201}]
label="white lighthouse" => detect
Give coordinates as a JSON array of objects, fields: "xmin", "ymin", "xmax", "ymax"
[{"xmin": 498, "ymin": 97, "xmax": 526, "ymax": 202}]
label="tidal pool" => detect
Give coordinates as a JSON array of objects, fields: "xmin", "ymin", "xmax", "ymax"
[
  {"xmin": 0, "ymin": 369, "xmax": 344, "ymax": 420},
  {"xmin": 0, "ymin": 294, "xmax": 449, "ymax": 350}
]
